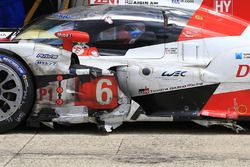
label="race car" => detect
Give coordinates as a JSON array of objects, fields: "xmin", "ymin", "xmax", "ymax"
[{"xmin": 1, "ymin": 3, "xmax": 250, "ymax": 133}]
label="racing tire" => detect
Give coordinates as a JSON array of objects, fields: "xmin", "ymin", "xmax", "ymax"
[{"xmin": 0, "ymin": 53, "xmax": 34, "ymax": 133}]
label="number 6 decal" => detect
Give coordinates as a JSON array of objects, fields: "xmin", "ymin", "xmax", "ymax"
[
  {"xmin": 76, "ymin": 76, "xmax": 118, "ymax": 109},
  {"xmin": 96, "ymin": 79, "xmax": 113, "ymax": 105}
]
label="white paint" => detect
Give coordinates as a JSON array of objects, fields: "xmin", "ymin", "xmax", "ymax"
[{"xmin": 241, "ymin": 25, "xmax": 250, "ymax": 39}]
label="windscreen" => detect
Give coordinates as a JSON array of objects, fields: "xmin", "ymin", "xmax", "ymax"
[{"xmin": 14, "ymin": 19, "xmax": 76, "ymax": 46}]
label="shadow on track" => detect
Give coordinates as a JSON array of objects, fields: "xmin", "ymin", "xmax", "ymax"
[{"xmin": 9, "ymin": 121, "xmax": 250, "ymax": 135}]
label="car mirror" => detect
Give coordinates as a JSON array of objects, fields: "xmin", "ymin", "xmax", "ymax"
[
  {"xmin": 55, "ymin": 30, "xmax": 90, "ymax": 43},
  {"xmin": 55, "ymin": 30, "xmax": 90, "ymax": 51}
]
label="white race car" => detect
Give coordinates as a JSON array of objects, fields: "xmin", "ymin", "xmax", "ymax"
[{"xmin": 1, "ymin": 4, "xmax": 250, "ymax": 133}]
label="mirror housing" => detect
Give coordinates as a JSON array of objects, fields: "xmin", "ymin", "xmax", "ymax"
[{"xmin": 55, "ymin": 30, "xmax": 90, "ymax": 51}]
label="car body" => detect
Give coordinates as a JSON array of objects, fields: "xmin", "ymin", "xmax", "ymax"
[{"xmin": 1, "ymin": 3, "xmax": 250, "ymax": 133}]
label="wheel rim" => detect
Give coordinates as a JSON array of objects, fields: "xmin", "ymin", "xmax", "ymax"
[{"xmin": 0, "ymin": 63, "xmax": 23, "ymax": 122}]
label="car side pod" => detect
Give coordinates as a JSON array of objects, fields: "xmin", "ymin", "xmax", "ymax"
[{"xmin": 55, "ymin": 30, "xmax": 90, "ymax": 52}]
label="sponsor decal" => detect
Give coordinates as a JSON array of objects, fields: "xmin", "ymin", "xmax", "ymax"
[
  {"xmin": 0, "ymin": 33, "xmax": 6, "ymax": 37},
  {"xmin": 162, "ymin": 70, "xmax": 187, "ymax": 77},
  {"xmin": 56, "ymin": 32, "xmax": 72, "ymax": 38},
  {"xmin": 172, "ymin": 0, "xmax": 180, "ymax": 4},
  {"xmin": 172, "ymin": 0, "xmax": 194, "ymax": 4},
  {"xmin": 139, "ymin": 86, "xmax": 150, "ymax": 94},
  {"xmin": 182, "ymin": 29, "xmax": 201, "ymax": 38},
  {"xmin": 39, "ymin": 87, "xmax": 54, "ymax": 102},
  {"xmin": 0, "ymin": 33, "xmax": 6, "ymax": 38},
  {"xmin": 150, "ymin": 88, "xmax": 170, "ymax": 93},
  {"xmin": 227, "ymin": 98, "xmax": 248, "ymax": 115},
  {"xmin": 235, "ymin": 53, "xmax": 250, "ymax": 60},
  {"xmin": 235, "ymin": 53, "xmax": 243, "ymax": 59},
  {"xmin": 35, "ymin": 60, "xmax": 57, "ymax": 66},
  {"xmin": 244, "ymin": 53, "xmax": 250, "ymax": 59},
  {"xmin": 238, "ymin": 105, "xmax": 248, "ymax": 115},
  {"xmin": 53, "ymin": 13, "xmax": 80, "ymax": 19},
  {"xmin": 76, "ymin": 77, "xmax": 118, "ymax": 109},
  {"xmin": 15, "ymin": 112, "xmax": 26, "ymax": 122},
  {"xmin": 90, "ymin": 0, "xmax": 119, "ymax": 5},
  {"xmin": 0, "ymin": 55, "xmax": 26, "ymax": 75},
  {"xmin": 165, "ymin": 48, "xmax": 178, "ymax": 55},
  {"xmin": 6, "ymin": 117, "xmax": 13, "ymax": 123},
  {"xmin": 36, "ymin": 53, "xmax": 58, "ymax": 59},
  {"xmin": 236, "ymin": 64, "xmax": 250, "ymax": 77},
  {"xmin": 169, "ymin": 83, "xmax": 203, "ymax": 91},
  {"xmin": 150, "ymin": 83, "xmax": 203, "ymax": 93},
  {"xmin": 0, "ymin": 32, "xmax": 12, "ymax": 39},
  {"xmin": 214, "ymin": 0, "xmax": 233, "ymax": 15},
  {"xmin": 166, "ymin": 48, "xmax": 178, "ymax": 55},
  {"xmin": 72, "ymin": 45, "xmax": 85, "ymax": 55},
  {"xmin": 39, "ymin": 75, "xmax": 64, "ymax": 105},
  {"xmin": 125, "ymin": 0, "xmax": 158, "ymax": 5},
  {"xmin": 195, "ymin": 15, "xmax": 203, "ymax": 20}
]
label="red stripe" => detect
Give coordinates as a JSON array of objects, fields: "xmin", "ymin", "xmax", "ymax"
[
  {"xmin": 200, "ymin": 89, "xmax": 250, "ymax": 119},
  {"xmin": 178, "ymin": 0, "xmax": 249, "ymax": 41}
]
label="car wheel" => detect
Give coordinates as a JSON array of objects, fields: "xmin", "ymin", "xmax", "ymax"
[{"xmin": 0, "ymin": 53, "xmax": 34, "ymax": 133}]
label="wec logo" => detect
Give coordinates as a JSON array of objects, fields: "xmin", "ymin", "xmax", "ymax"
[{"xmin": 162, "ymin": 71, "xmax": 187, "ymax": 77}]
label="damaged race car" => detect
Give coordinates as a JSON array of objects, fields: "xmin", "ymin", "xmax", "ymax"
[{"xmin": 1, "ymin": 3, "xmax": 250, "ymax": 133}]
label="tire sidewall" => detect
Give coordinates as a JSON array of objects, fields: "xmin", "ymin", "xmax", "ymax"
[{"xmin": 0, "ymin": 54, "xmax": 34, "ymax": 133}]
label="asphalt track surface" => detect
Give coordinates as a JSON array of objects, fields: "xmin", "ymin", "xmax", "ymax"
[{"xmin": 1, "ymin": 122, "xmax": 250, "ymax": 167}]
